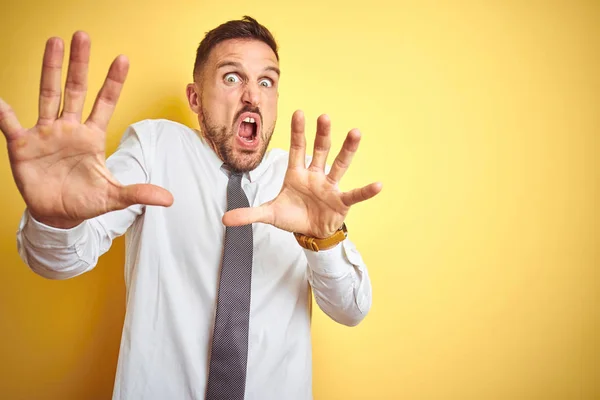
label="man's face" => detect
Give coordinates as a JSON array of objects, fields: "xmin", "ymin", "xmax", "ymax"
[{"xmin": 192, "ymin": 39, "xmax": 280, "ymax": 172}]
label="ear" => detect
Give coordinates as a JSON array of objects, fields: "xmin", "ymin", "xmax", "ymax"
[{"xmin": 186, "ymin": 83, "xmax": 201, "ymax": 115}]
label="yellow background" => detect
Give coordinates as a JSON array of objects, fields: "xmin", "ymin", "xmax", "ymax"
[{"xmin": 1, "ymin": 0, "xmax": 598, "ymax": 399}]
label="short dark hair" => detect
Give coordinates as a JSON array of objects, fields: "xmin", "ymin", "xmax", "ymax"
[{"xmin": 193, "ymin": 16, "xmax": 279, "ymax": 81}]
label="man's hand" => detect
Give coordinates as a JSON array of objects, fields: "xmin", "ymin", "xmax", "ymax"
[
  {"xmin": 222, "ymin": 110, "xmax": 382, "ymax": 238},
  {"xmin": 0, "ymin": 31, "xmax": 173, "ymax": 229}
]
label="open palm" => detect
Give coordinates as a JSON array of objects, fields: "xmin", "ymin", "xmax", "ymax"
[
  {"xmin": 0, "ymin": 32, "xmax": 173, "ymax": 229},
  {"xmin": 223, "ymin": 111, "xmax": 382, "ymax": 239}
]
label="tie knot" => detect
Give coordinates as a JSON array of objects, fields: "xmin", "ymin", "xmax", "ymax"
[
  {"xmin": 226, "ymin": 172, "xmax": 248, "ymax": 211},
  {"xmin": 222, "ymin": 163, "xmax": 243, "ymax": 178},
  {"xmin": 228, "ymin": 172, "xmax": 243, "ymax": 186}
]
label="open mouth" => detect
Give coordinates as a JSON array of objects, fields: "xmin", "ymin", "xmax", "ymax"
[
  {"xmin": 239, "ymin": 116, "xmax": 258, "ymax": 143},
  {"xmin": 236, "ymin": 112, "xmax": 261, "ymax": 148}
]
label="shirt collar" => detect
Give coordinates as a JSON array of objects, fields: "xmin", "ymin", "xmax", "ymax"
[{"xmin": 247, "ymin": 152, "xmax": 272, "ymax": 182}]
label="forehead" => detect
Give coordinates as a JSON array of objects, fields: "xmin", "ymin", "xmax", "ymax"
[{"xmin": 205, "ymin": 39, "xmax": 279, "ymax": 72}]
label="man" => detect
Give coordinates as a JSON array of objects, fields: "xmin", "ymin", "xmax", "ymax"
[{"xmin": 0, "ymin": 16, "xmax": 382, "ymax": 400}]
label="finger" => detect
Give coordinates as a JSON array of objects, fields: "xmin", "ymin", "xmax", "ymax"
[
  {"xmin": 327, "ymin": 128, "xmax": 361, "ymax": 183},
  {"xmin": 308, "ymin": 114, "xmax": 331, "ymax": 172},
  {"xmin": 341, "ymin": 182, "xmax": 383, "ymax": 207},
  {"xmin": 0, "ymin": 98, "xmax": 24, "ymax": 141},
  {"xmin": 61, "ymin": 31, "xmax": 90, "ymax": 121},
  {"xmin": 115, "ymin": 183, "xmax": 174, "ymax": 209},
  {"xmin": 38, "ymin": 37, "xmax": 64, "ymax": 125},
  {"xmin": 222, "ymin": 205, "xmax": 273, "ymax": 227},
  {"xmin": 288, "ymin": 110, "xmax": 306, "ymax": 169},
  {"xmin": 86, "ymin": 55, "xmax": 129, "ymax": 132}
]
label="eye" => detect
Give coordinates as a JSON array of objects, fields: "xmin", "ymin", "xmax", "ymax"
[
  {"xmin": 259, "ymin": 78, "xmax": 273, "ymax": 88},
  {"xmin": 224, "ymin": 73, "xmax": 241, "ymax": 84}
]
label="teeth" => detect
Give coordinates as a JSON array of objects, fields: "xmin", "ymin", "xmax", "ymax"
[{"xmin": 243, "ymin": 117, "xmax": 256, "ymax": 124}]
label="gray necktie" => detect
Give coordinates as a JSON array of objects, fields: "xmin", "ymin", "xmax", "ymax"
[{"xmin": 206, "ymin": 172, "xmax": 253, "ymax": 400}]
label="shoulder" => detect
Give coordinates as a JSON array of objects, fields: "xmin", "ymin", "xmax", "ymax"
[
  {"xmin": 260, "ymin": 147, "xmax": 316, "ymax": 172},
  {"xmin": 125, "ymin": 118, "xmax": 197, "ymax": 142},
  {"xmin": 118, "ymin": 119, "xmax": 204, "ymax": 156},
  {"xmin": 112, "ymin": 119, "xmax": 202, "ymax": 168},
  {"xmin": 263, "ymin": 147, "xmax": 289, "ymax": 169}
]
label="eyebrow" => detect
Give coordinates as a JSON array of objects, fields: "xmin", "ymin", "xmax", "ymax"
[{"xmin": 216, "ymin": 60, "xmax": 280, "ymax": 77}]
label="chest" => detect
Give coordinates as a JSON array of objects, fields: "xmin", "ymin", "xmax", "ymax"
[{"xmin": 154, "ymin": 156, "xmax": 302, "ymax": 277}]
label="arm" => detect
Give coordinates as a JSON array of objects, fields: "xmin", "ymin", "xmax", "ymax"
[
  {"xmin": 305, "ymin": 239, "xmax": 372, "ymax": 326},
  {"xmin": 1, "ymin": 32, "xmax": 172, "ymax": 279},
  {"xmin": 16, "ymin": 127, "xmax": 151, "ymax": 280},
  {"xmin": 222, "ymin": 111, "xmax": 381, "ymax": 326}
]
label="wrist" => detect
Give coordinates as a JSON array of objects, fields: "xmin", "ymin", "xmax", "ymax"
[
  {"xmin": 293, "ymin": 223, "xmax": 348, "ymax": 252},
  {"xmin": 29, "ymin": 211, "xmax": 84, "ymax": 230}
]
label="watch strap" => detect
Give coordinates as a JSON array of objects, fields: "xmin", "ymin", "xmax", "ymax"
[{"xmin": 293, "ymin": 223, "xmax": 348, "ymax": 252}]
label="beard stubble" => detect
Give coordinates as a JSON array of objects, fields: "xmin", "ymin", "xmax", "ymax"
[{"xmin": 200, "ymin": 105, "xmax": 275, "ymax": 173}]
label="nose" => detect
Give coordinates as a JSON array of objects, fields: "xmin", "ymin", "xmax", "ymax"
[{"xmin": 241, "ymin": 82, "xmax": 261, "ymax": 107}]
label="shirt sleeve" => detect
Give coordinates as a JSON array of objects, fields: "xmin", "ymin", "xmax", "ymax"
[
  {"xmin": 16, "ymin": 124, "xmax": 152, "ymax": 280},
  {"xmin": 304, "ymin": 237, "xmax": 373, "ymax": 326}
]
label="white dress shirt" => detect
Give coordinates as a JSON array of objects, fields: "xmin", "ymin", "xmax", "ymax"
[{"xmin": 16, "ymin": 119, "xmax": 372, "ymax": 400}]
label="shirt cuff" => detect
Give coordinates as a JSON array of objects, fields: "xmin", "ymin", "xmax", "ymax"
[
  {"xmin": 20, "ymin": 210, "xmax": 88, "ymax": 248},
  {"xmin": 304, "ymin": 239, "xmax": 364, "ymax": 278}
]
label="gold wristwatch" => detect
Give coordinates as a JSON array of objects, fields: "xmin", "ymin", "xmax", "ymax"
[{"xmin": 293, "ymin": 223, "xmax": 348, "ymax": 252}]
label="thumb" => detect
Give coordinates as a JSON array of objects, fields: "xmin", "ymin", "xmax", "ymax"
[
  {"xmin": 116, "ymin": 183, "xmax": 174, "ymax": 209},
  {"xmin": 222, "ymin": 204, "xmax": 273, "ymax": 227}
]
